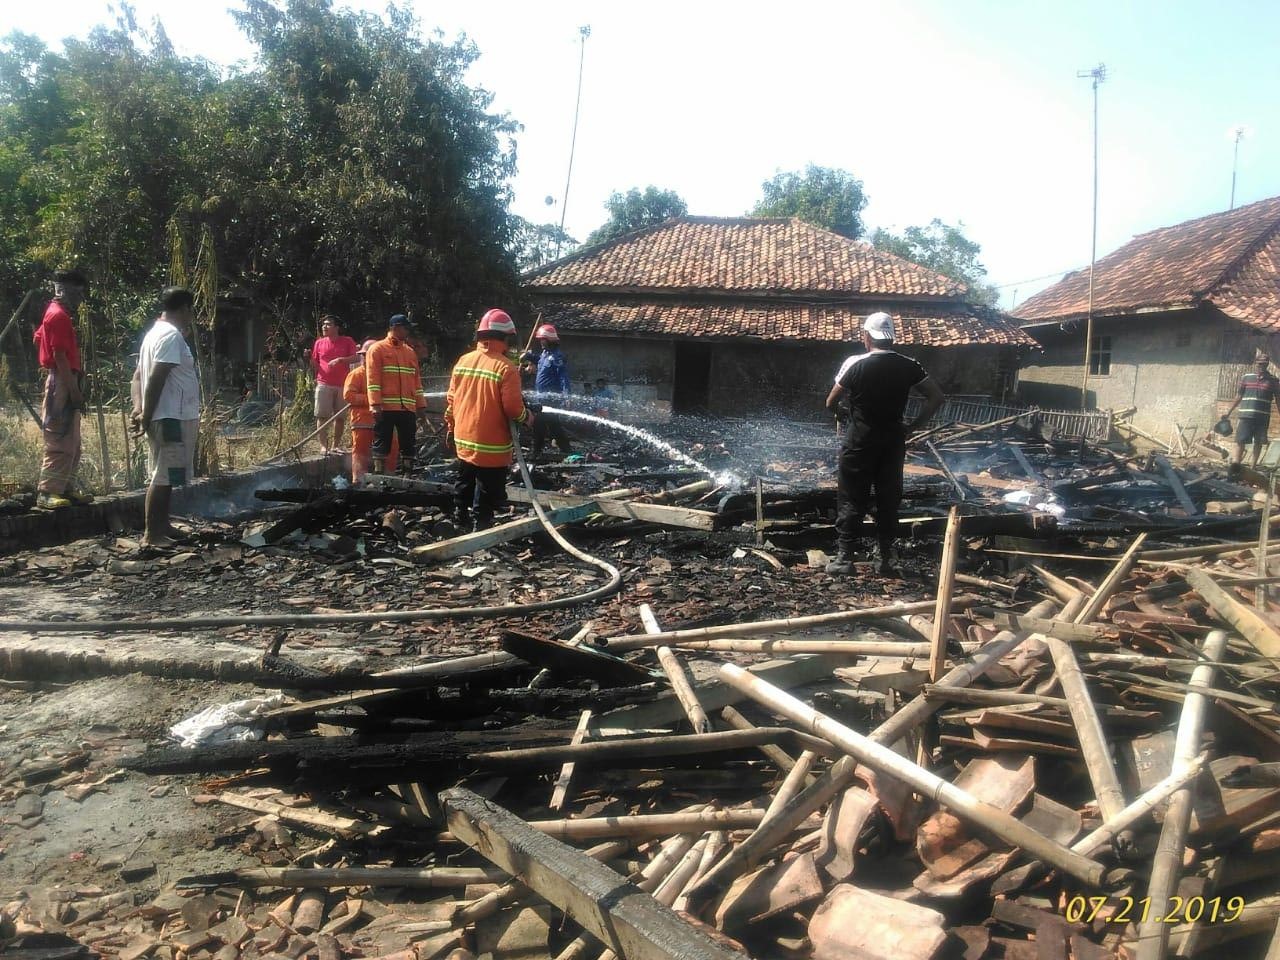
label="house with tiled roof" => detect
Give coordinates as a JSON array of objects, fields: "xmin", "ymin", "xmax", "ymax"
[
  {"xmin": 524, "ymin": 216, "xmax": 1036, "ymax": 416},
  {"xmin": 1014, "ymin": 195, "xmax": 1280, "ymax": 436}
]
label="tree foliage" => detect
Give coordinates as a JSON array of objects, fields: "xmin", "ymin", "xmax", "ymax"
[
  {"xmin": 511, "ymin": 217, "xmax": 577, "ymax": 272},
  {"xmin": 870, "ymin": 219, "xmax": 998, "ymax": 305},
  {"xmin": 585, "ymin": 186, "xmax": 687, "ymax": 247},
  {"xmin": 0, "ymin": 0, "xmax": 527, "ymax": 376},
  {"xmin": 749, "ymin": 165, "xmax": 867, "ymax": 239}
]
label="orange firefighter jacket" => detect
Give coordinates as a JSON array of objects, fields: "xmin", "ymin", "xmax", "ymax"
[
  {"xmin": 344, "ymin": 366, "xmax": 374, "ymax": 429},
  {"xmin": 445, "ymin": 340, "xmax": 530, "ymax": 467},
  {"xmin": 365, "ymin": 335, "xmax": 425, "ymax": 412}
]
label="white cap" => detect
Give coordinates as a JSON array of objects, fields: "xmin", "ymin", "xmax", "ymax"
[{"xmin": 863, "ymin": 311, "xmax": 895, "ymax": 341}]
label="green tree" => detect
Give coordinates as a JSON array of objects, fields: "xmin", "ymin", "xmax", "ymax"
[
  {"xmin": 585, "ymin": 186, "xmax": 687, "ymax": 246},
  {"xmin": 749, "ymin": 165, "xmax": 868, "ymax": 239},
  {"xmin": 511, "ymin": 217, "xmax": 577, "ymax": 272},
  {"xmin": 870, "ymin": 219, "xmax": 998, "ymax": 305}
]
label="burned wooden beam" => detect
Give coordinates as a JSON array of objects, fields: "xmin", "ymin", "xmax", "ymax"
[
  {"xmin": 441, "ymin": 788, "xmax": 750, "ymax": 960},
  {"xmin": 499, "ymin": 630, "xmax": 657, "ymax": 688}
]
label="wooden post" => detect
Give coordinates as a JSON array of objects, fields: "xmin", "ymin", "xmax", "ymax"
[
  {"xmin": 1260, "ymin": 474, "xmax": 1275, "ymax": 611},
  {"xmin": 1134, "ymin": 630, "xmax": 1229, "ymax": 960},
  {"xmin": 929, "ymin": 507, "xmax": 962, "ymax": 682},
  {"xmin": 755, "ymin": 477, "xmax": 764, "ymax": 546},
  {"xmin": 442, "ymin": 788, "xmax": 750, "ymax": 960},
  {"xmin": 717, "ymin": 664, "xmax": 1105, "ymax": 887}
]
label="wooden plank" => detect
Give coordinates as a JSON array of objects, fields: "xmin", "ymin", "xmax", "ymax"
[
  {"xmin": 549, "ymin": 709, "xmax": 593, "ymax": 812},
  {"xmin": 991, "ymin": 613, "xmax": 1108, "ymax": 643},
  {"xmin": 505, "ymin": 486, "xmax": 718, "ymax": 531},
  {"xmin": 409, "ymin": 503, "xmax": 597, "ymax": 562},
  {"xmin": 1006, "ymin": 442, "xmax": 1041, "ymax": 484},
  {"xmin": 441, "ymin": 788, "xmax": 750, "ymax": 960},
  {"xmin": 499, "ymin": 631, "xmax": 656, "ymax": 687}
]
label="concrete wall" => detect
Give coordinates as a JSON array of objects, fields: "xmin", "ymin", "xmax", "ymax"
[
  {"xmin": 558, "ymin": 335, "xmax": 1010, "ymax": 419},
  {"xmin": 1016, "ymin": 309, "xmax": 1231, "ymax": 436},
  {"xmin": 569, "ymin": 334, "xmax": 675, "ymax": 413}
]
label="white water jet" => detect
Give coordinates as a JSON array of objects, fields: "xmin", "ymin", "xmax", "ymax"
[{"xmin": 542, "ymin": 406, "xmax": 740, "ymax": 486}]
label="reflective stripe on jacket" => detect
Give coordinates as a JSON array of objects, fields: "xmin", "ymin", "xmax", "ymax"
[
  {"xmin": 344, "ymin": 366, "xmax": 373, "ymax": 429},
  {"xmin": 445, "ymin": 341, "xmax": 529, "ymax": 467},
  {"xmin": 366, "ymin": 335, "xmax": 424, "ymax": 411}
]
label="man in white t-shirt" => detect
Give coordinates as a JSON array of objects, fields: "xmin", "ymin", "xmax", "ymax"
[{"xmin": 130, "ymin": 286, "xmax": 202, "ymax": 546}]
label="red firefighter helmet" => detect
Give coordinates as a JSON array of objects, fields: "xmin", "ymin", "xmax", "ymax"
[
  {"xmin": 477, "ymin": 308, "xmax": 516, "ymax": 336},
  {"xmin": 358, "ymin": 338, "xmax": 379, "ymax": 354},
  {"xmin": 534, "ymin": 323, "xmax": 560, "ymax": 342}
]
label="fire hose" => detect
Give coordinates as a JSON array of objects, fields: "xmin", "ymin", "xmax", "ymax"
[{"xmin": 0, "ymin": 420, "xmax": 622, "ymax": 633}]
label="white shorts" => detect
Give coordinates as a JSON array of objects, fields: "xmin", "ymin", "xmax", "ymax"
[
  {"xmin": 314, "ymin": 383, "xmax": 344, "ymax": 419},
  {"xmin": 147, "ymin": 418, "xmax": 199, "ymax": 487}
]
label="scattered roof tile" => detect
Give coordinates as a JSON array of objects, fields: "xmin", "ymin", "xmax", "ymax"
[
  {"xmin": 533, "ymin": 299, "xmax": 1038, "ymax": 348},
  {"xmin": 526, "ymin": 216, "xmax": 966, "ymax": 298},
  {"xmin": 1014, "ymin": 195, "xmax": 1280, "ymax": 325}
]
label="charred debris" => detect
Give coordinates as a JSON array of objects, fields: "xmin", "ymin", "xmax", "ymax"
[{"xmin": 5, "ymin": 409, "xmax": 1280, "ymax": 960}]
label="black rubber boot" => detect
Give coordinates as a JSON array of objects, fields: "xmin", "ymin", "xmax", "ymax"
[
  {"xmin": 877, "ymin": 541, "xmax": 901, "ymax": 578},
  {"xmin": 824, "ymin": 548, "xmax": 854, "ymax": 575}
]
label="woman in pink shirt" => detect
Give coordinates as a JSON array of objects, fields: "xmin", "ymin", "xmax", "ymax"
[{"xmin": 309, "ymin": 315, "xmax": 359, "ymax": 453}]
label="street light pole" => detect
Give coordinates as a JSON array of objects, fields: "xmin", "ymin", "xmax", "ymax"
[
  {"xmin": 1077, "ymin": 63, "xmax": 1106, "ymax": 411},
  {"xmin": 556, "ymin": 25, "xmax": 591, "ymax": 258},
  {"xmin": 1230, "ymin": 126, "xmax": 1246, "ymax": 211}
]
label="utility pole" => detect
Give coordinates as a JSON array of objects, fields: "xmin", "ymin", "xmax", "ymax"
[
  {"xmin": 1229, "ymin": 125, "xmax": 1248, "ymax": 210},
  {"xmin": 556, "ymin": 25, "xmax": 591, "ymax": 258},
  {"xmin": 1077, "ymin": 63, "xmax": 1106, "ymax": 411}
]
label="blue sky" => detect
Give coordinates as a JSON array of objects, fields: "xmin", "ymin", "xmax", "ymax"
[{"xmin": 9, "ymin": 1, "xmax": 1280, "ymax": 307}]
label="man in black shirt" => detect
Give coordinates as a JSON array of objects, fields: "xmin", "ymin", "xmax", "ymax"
[{"xmin": 825, "ymin": 312, "xmax": 945, "ymax": 575}]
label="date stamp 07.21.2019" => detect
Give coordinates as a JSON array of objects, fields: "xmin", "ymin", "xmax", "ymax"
[{"xmin": 1064, "ymin": 895, "xmax": 1246, "ymax": 925}]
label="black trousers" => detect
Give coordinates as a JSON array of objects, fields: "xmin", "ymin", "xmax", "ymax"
[
  {"xmin": 454, "ymin": 460, "xmax": 509, "ymax": 528},
  {"xmin": 530, "ymin": 412, "xmax": 572, "ymax": 457},
  {"xmin": 835, "ymin": 432, "xmax": 906, "ymax": 553},
  {"xmin": 373, "ymin": 410, "xmax": 416, "ymax": 463}
]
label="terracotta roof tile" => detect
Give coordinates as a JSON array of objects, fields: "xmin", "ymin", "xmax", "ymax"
[
  {"xmin": 1014, "ymin": 195, "xmax": 1280, "ymax": 324},
  {"xmin": 1212, "ymin": 228, "xmax": 1280, "ymax": 331},
  {"xmin": 533, "ymin": 299, "xmax": 1037, "ymax": 349},
  {"xmin": 526, "ymin": 216, "xmax": 965, "ymax": 298}
]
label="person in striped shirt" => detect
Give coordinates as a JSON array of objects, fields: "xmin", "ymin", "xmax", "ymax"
[{"xmin": 1225, "ymin": 353, "xmax": 1280, "ymax": 473}]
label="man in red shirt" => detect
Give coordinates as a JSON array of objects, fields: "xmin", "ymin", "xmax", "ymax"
[
  {"xmin": 33, "ymin": 269, "xmax": 91, "ymax": 509},
  {"xmin": 308, "ymin": 315, "xmax": 359, "ymax": 454}
]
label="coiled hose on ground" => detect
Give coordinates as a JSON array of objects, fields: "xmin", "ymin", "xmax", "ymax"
[{"xmin": 0, "ymin": 421, "xmax": 623, "ymax": 633}]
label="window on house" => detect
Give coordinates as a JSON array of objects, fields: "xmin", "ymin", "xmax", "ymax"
[
  {"xmin": 1176, "ymin": 331, "xmax": 1192, "ymax": 347},
  {"xmin": 1089, "ymin": 336, "xmax": 1112, "ymax": 376}
]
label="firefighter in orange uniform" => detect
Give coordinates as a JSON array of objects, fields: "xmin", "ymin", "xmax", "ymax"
[
  {"xmin": 365, "ymin": 314, "xmax": 425, "ymax": 474},
  {"xmin": 444, "ymin": 309, "xmax": 534, "ymax": 530},
  {"xmin": 344, "ymin": 339, "xmax": 399, "ymax": 482}
]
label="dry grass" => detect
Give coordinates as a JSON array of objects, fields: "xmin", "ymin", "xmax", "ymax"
[{"xmin": 0, "ymin": 402, "xmax": 320, "ymax": 495}]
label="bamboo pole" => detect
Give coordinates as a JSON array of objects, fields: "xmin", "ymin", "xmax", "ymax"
[
  {"xmin": 719, "ymin": 705, "xmax": 795, "ymax": 772},
  {"xmin": 930, "ymin": 507, "xmax": 963, "ymax": 682},
  {"xmin": 664, "ymin": 638, "xmax": 977, "ymax": 657},
  {"xmin": 436, "ymin": 808, "xmax": 771, "ymax": 844},
  {"xmin": 762, "ymin": 750, "xmax": 815, "ymax": 824},
  {"xmin": 1071, "ymin": 754, "xmax": 1208, "ymax": 858},
  {"xmin": 719, "ymin": 664, "xmax": 1105, "ymax": 886},
  {"xmin": 1134, "ymin": 629, "xmax": 1229, "ymax": 960},
  {"xmin": 642, "ymin": 604, "xmax": 711, "ymax": 734},
  {"xmin": 1074, "ymin": 533, "xmax": 1148, "ymax": 624},
  {"xmin": 1185, "ymin": 568, "xmax": 1280, "ymax": 659},
  {"xmin": 605, "ymin": 597, "xmax": 979, "ymax": 651},
  {"xmin": 454, "ymin": 840, "xmax": 629, "ymax": 926},
  {"xmin": 685, "ymin": 599, "xmax": 1059, "ymax": 907},
  {"xmin": 179, "ymin": 864, "xmax": 505, "ymax": 889},
  {"xmin": 1029, "ymin": 564, "xmax": 1084, "ymax": 603}
]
